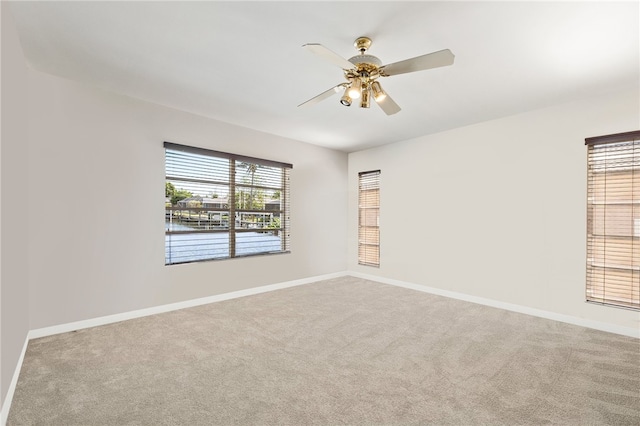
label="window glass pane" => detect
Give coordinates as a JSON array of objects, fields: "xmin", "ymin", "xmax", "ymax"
[
  {"xmin": 165, "ymin": 143, "xmax": 291, "ymax": 265},
  {"xmin": 166, "ymin": 150, "xmax": 229, "ymax": 183},
  {"xmin": 358, "ymin": 170, "xmax": 380, "ymax": 267},
  {"xmin": 586, "ymin": 133, "xmax": 640, "ymax": 310},
  {"xmin": 165, "ymin": 233, "xmax": 229, "ymax": 265}
]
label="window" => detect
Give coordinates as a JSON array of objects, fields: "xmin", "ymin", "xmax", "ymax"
[
  {"xmin": 358, "ymin": 170, "xmax": 380, "ymax": 267},
  {"xmin": 586, "ymin": 130, "xmax": 640, "ymax": 310},
  {"xmin": 165, "ymin": 142, "xmax": 291, "ymax": 265}
]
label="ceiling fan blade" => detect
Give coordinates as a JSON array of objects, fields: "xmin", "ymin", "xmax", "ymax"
[
  {"xmin": 381, "ymin": 49, "xmax": 455, "ymax": 76},
  {"xmin": 375, "ymin": 92, "xmax": 401, "ymax": 115},
  {"xmin": 302, "ymin": 43, "xmax": 355, "ymax": 70},
  {"xmin": 298, "ymin": 84, "xmax": 345, "ymax": 108}
]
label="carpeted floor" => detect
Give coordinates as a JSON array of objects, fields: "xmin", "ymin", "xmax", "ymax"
[{"xmin": 7, "ymin": 276, "xmax": 640, "ymax": 425}]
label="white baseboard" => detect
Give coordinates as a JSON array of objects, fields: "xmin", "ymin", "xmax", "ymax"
[
  {"xmin": 30, "ymin": 271, "xmax": 348, "ymax": 340},
  {"xmin": 1, "ymin": 334, "xmax": 29, "ymax": 426},
  {"xmin": 349, "ymin": 271, "xmax": 640, "ymax": 339}
]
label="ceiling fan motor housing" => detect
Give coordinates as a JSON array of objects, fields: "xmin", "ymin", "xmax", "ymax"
[
  {"xmin": 347, "ymin": 37, "xmax": 383, "ymax": 83},
  {"xmin": 348, "ymin": 54, "xmax": 382, "ymax": 68}
]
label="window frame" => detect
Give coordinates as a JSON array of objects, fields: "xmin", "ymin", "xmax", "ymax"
[
  {"xmin": 585, "ymin": 130, "xmax": 640, "ymax": 311},
  {"xmin": 164, "ymin": 141, "xmax": 292, "ymax": 265},
  {"xmin": 358, "ymin": 170, "xmax": 380, "ymax": 267}
]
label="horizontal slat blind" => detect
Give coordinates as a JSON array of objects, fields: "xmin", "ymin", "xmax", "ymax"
[
  {"xmin": 358, "ymin": 170, "xmax": 380, "ymax": 267},
  {"xmin": 586, "ymin": 131, "xmax": 640, "ymax": 310},
  {"xmin": 165, "ymin": 142, "xmax": 291, "ymax": 265}
]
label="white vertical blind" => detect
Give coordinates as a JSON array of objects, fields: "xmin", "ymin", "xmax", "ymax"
[
  {"xmin": 165, "ymin": 142, "xmax": 291, "ymax": 265},
  {"xmin": 586, "ymin": 131, "xmax": 640, "ymax": 310},
  {"xmin": 358, "ymin": 170, "xmax": 380, "ymax": 267}
]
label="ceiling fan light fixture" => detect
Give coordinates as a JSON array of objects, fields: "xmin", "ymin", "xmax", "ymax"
[
  {"xmin": 371, "ymin": 81, "xmax": 386, "ymax": 102},
  {"xmin": 347, "ymin": 78, "xmax": 361, "ymax": 99},
  {"xmin": 340, "ymin": 88, "xmax": 352, "ymax": 106},
  {"xmin": 360, "ymin": 84, "xmax": 370, "ymax": 108}
]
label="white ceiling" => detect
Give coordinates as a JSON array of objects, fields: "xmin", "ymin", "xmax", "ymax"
[{"xmin": 9, "ymin": 1, "xmax": 639, "ymax": 152}]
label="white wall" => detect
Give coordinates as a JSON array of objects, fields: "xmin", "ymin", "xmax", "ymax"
[
  {"xmin": 26, "ymin": 69, "xmax": 348, "ymax": 330},
  {"xmin": 1, "ymin": 2, "xmax": 30, "ymax": 411},
  {"xmin": 349, "ymin": 88, "xmax": 640, "ymax": 332}
]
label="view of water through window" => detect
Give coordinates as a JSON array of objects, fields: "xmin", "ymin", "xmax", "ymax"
[
  {"xmin": 165, "ymin": 143, "xmax": 291, "ymax": 265},
  {"xmin": 165, "ymin": 220, "xmax": 282, "ymax": 264}
]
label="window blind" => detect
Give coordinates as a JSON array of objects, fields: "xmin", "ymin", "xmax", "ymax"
[
  {"xmin": 585, "ymin": 130, "xmax": 640, "ymax": 310},
  {"xmin": 358, "ymin": 170, "xmax": 380, "ymax": 267},
  {"xmin": 165, "ymin": 142, "xmax": 291, "ymax": 265}
]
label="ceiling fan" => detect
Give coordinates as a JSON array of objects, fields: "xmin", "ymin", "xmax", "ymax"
[{"xmin": 298, "ymin": 37, "xmax": 455, "ymax": 115}]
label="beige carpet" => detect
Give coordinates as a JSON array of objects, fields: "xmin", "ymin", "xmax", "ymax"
[{"xmin": 7, "ymin": 276, "xmax": 640, "ymax": 425}]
